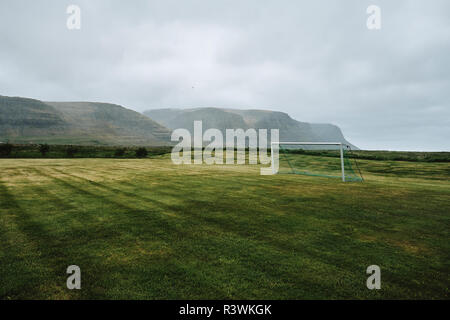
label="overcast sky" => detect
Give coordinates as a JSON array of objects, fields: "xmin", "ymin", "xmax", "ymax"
[{"xmin": 0, "ymin": 0, "xmax": 449, "ymax": 150}]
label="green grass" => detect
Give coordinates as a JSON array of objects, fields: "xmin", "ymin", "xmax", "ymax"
[{"xmin": 0, "ymin": 154, "xmax": 449, "ymax": 299}]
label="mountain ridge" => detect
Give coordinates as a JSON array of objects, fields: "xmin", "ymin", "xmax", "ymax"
[
  {"xmin": 144, "ymin": 107, "xmax": 358, "ymax": 149},
  {"xmin": 0, "ymin": 95, "xmax": 171, "ymax": 145},
  {"xmin": 0, "ymin": 94, "xmax": 357, "ymax": 148}
]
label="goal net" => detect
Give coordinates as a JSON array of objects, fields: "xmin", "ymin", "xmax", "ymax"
[{"xmin": 272, "ymin": 142, "xmax": 363, "ymax": 182}]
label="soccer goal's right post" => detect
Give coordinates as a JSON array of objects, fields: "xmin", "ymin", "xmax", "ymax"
[{"xmin": 340, "ymin": 143, "xmax": 345, "ymax": 182}]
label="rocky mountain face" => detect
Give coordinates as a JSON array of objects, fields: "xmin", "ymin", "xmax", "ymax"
[
  {"xmin": 0, "ymin": 95, "xmax": 171, "ymax": 145},
  {"xmin": 0, "ymin": 95, "xmax": 357, "ymax": 149},
  {"xmin": 144, "ymin": 107, "xmax": 357, "ymax": 149}
]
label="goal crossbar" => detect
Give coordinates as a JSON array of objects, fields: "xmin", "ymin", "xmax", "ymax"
[
  {"xmin": 271, "ymin": 141, "xmax": 347, "ymax": 182},
  {"xmin": 272, "ymin": 142, "xmax": 342, "ymax": 145}
]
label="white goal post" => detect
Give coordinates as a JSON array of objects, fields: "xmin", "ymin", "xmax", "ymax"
[{"xmin": 271, "ymin": 142, "xmax": 346, "ymax": 182}]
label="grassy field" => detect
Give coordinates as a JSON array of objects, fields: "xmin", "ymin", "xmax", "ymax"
[{"xmin": 0, "ymin": 154, "xmax": 449, "ymax": 299}]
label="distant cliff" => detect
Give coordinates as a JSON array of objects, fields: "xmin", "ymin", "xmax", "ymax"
[
  {"xmin": 144, "ymin": 107, "xmax": 358, "ymax": 149},
  {"xmin": 0, "ymin": 95, "xmax": 171, "ymax": 145}
]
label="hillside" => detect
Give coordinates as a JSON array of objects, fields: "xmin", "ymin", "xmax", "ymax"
[
  {"xmin": 144, "ymin": 107, "xmax": 357, "ymax": 149},
  {"xmin": 0, "ymin": 95, "xmax": 171, "ymax": 145},
  {"xmin": 0, "ymin": 95, "xmax": 357, "ymax": 148}
]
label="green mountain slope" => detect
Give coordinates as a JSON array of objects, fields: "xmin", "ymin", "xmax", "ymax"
[
  {"xmin": 0, "ymin": 95, "xmax": 171, "ymax": 145},
  {"xmin": 144, "ymin": 107, "xmax": 357, "ymax": 149}
]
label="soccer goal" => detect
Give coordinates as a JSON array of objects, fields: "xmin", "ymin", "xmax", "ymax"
[{"xmin": 271, "ymin": 142, "xmax": 363, "ymax": 182}]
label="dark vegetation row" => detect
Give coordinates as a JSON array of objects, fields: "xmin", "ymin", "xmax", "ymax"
[
  {"xmin": 284, "ymin": 149, "xmax": 450, "ymax": 163},
  {"xmin": 0, "ymin": 143, "xmax": 449, "ymax": 162},
  {"xmin": 0, "ymin": 143, "xmax": 172, "ymax": 159}
]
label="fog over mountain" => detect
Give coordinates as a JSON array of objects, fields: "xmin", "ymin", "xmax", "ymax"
[
  {"xmin": 0, "ymin": 94, "xmax": 357, "ymax": 148},
  {"xmin": 144, "ymin": 108, "xmax": 357, "ymax": 148},
  {"xmin": 0, "ymin": 1, "xmax": 449, "ymax": 150}
]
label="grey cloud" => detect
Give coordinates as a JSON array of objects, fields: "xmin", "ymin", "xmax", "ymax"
[{"xmin": 0, "ymin": 0, "xmax": 449, "ymax": 150}]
